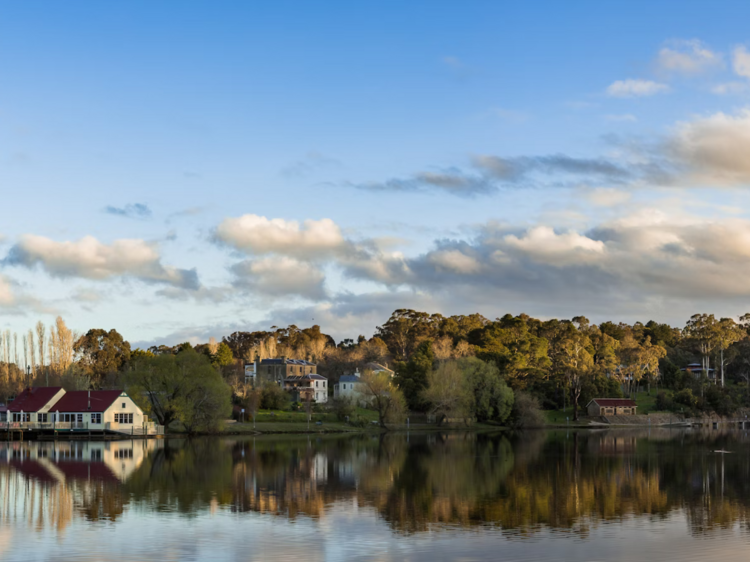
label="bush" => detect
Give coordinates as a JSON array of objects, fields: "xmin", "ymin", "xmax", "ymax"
[
  {"xmin": 330, "ymin": 397, "xmax": 357, "ymax": 421},
  {"xmin": 674, "ymin": 388, "xmax": 698, "ymax": 410},
  {"xmin": 348, "ymin": 416, "xmax": 369, "ymax": 428},
  {"xmin": 260, "ymin": 383, "xmax": 290, "ymax": 410},
  {"xmin": 510, "ymin": 391, "xmax": 545, "ymax": 428},
  {"xmin": 655, "ymin": 391, "xmax": 674, "ymax": 411}
]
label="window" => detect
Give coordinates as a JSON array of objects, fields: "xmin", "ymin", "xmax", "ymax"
[
  {"xmin": 77, "ymin": 414, "xmax": 83, "ymax": 423},
  {"xmin": 116, "ymin": 449, "xmax": 134, "ymax": 459},
  {"xmin": 91, "ymin": 449, "xmax": 102, "ymax": 461},
  {"xmin": 91, "ymin": 413, "xmax": 102, "ymax": 424},
  {"xmin": 115, "ymin": 413, "xmax": 133, "ymax": 424},
  {"xmin": 315, "ymin": 381, "xmax": 319, "ymax": 388},
  {"xmin": 38, "ymin": 413, "xmax": 47, "ymax": 423},
  {"xmin": 122, "ymin": 402, "xmax": 126, "ymax": 408}
]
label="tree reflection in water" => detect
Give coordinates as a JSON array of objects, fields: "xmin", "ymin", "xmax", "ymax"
[{"xmin": 2, "ymin": 429, "xmax": 750, "ymax": 537}]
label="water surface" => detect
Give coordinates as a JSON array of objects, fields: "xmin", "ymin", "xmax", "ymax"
[{"xmin": 2, "ymin": 428, "xmax": 750, "ymax": 561}]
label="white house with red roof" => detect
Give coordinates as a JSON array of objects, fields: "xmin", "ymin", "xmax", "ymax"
[
  {"xmin": 49, "ymin": 390, "xmax": 145, "ymax": 432},
  {"xmin": 7, "ymin": 388, "xmax": 156, "ymax": 434},
  {"xmin": 8, "ymin": 387, "xmax": 66, "ymax": 423}
]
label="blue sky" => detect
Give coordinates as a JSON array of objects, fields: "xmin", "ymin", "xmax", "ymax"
[{"xmin": 4, "ymin": 0, "xmax": 750, "ymax": 346}]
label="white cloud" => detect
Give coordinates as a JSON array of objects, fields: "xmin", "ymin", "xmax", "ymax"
[
  {"xmin": 668, "ymin": 109, "xmax": 750, "ymax": 185},
  {"xmin": 606, "ymin": 79, "xmax": 669, "ymax": 98},
  {"xmin": 502, "ymin": 226, "xmax": 606, "ymax": 266},
  {"xmin": 426, "ymin": 249, "xmax": 482, "ymax": 274},
  {"xmin": 231, "ymin": 257, "xmax": 327, "ymax": 300},
  {"xmin": 214, "ymin": 215, "xmax": 347, "ymax": 259},
  {"xmin": 733, "ymin": 46, "xmax": 750, "ymax": 79},
  {"xmin": 5, "ymin": 235, "xmax": 198, "ymax": 289},
  {"xmin": 656, "ymin": 40, "xmax": 722, "ymax": 74}
]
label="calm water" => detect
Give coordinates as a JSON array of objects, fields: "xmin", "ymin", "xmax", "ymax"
[{"xmin": 2, "ymin": 429, "xmax": 750, "ymax": 561}]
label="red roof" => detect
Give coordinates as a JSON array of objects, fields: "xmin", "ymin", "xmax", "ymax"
[
  {"xmin": 8, "ymin": 387, "xmax": 63, "ymax": 412},
  {"xmin": 590, "ymin": 398, "xmax": 637, "ymax": 407},
  {"xmin": 50, "ymin": 390, "xmax": 124, "ymax": 413}
]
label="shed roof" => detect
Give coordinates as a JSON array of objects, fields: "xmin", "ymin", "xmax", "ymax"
[
  {"xmin": 339, "ymin": 375, "xmax": 361, "ymax": 383},
  {"xmin": 50, "ymin": 390, "xmax": 125, "ymax": 413},
  {"xmin": 8, "ymin": 387, "xmax": 64, "ymax": 412},
  {"xmin": 587, "ymin": 398, "xmax": 637, "ymax": 408}
]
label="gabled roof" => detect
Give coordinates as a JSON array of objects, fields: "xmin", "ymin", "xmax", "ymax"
[
  {"xmin": 8, "ymin": 387, "xmax": 64, "ymax": 412},
  {"xmin": 50, "ymin": 390, "xmax": 124, "ymax": 413},
  {"xmin": 285, "ymin": 373, "xmax": 327, "ymax": 382},
  {"xmin": 587, "ymin": 398, "xmax": 637, "ymax": 407}
]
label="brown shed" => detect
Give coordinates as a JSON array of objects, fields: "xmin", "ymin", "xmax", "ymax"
[{"xmin": 587, "ymin": 398, "xmax": 637, "ymax": 417}]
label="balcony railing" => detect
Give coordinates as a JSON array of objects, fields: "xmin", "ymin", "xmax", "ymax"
[{"xmin": 4, "ymin": 420, "xmax": 163, "ymax": 435}]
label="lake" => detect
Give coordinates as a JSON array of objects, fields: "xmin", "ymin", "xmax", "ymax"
[{"xmin": 2, "ymin": 428, "xmax": 750, "ymax": 561}]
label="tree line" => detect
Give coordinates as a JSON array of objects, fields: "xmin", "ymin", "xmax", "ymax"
[{"xmin": 3, "ymin": 309, "xmax": 750, "ymax": 429}]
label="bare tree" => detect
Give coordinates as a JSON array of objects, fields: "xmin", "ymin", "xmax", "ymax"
[
  {"xmin": 27, "ymin": 330, "xmax": 36, "ymax": 379},
  {"xmin": 208, "ymin": 337, "xmax": 219, "ymax": 355},
  {"xmin": 36, "ymin": 321, "xmax": 46, "ymax": 383}
]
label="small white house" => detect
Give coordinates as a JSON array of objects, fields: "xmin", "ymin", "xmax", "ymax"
[
  {"xmin": 49, "ymin": 390, "xmax": 146, "ymax": 431},
  {"xmin": 333, "ymin": 369, "xmax": 373, "ymax": 406}
]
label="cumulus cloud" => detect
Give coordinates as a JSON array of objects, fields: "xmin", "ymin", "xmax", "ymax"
[
  {"xmin": 329, "ymin": 211, "xmax": 750, "ymax": 315},
  {"xmin": 656, "ymin": 40, "xmax": 722, "ymax": 74},
  {"xmin": 103, "ymin": 203, "xmax": 152, "ymax": 219},
  {"xmin": 230, "ymin": 257, "xmax": 327, "ymax": 300},
  {"xmin": 606, "ymin": 79, "xmax": 669, "ymax": 98},
  {"xmin": 667, "ymin": 109, "xmax": 750, "ymax": 185},
  {"xmin": 733, "ymin": 46, "xmax": 750, "ymax": 79},
  {"xmin": 4, "ymin": 235, "xmax": 199, "ymax": 289},
  {"xmin": 213, "ymin": 215, "xmax": 347, "ymax": 259}
]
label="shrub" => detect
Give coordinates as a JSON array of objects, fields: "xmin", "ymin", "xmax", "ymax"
[
  {"xmin": 655, "ymin": 391, "xmax": 674, "ymax": 411},
  {"xmin": 330, "ymin": 397, "xmax": 357, "ymax": 421},
  {"xmin": 674, "ymin": 388, "xmax": 698, "ymax": 410},
  {"xmin": 510, "ymin": 391, "xmax": 545, "ymax": 428},
  {"xmin": 260, "ymin": 383, "xmax": 290, "ymax": 411}
]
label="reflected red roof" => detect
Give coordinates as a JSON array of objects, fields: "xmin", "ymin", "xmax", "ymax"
[
  {"xmin": 10, "ymin": 461, "xmax": 57, "ymax": 483},
  {"xmin": 50, "ymin": 390, "xmax": 124, "ymax": 413},
  {"xmin": 56, "ymin": 461, "xmax": 119, "ymax": 483},
  {"xmin": 8, "ymin": 387, "xmax": 63, "ymax": 412}
]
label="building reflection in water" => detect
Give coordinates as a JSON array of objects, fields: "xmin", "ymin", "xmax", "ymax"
[{"xmin": 2, "ymin": 429, "xmax": 750, "ymax": 538}]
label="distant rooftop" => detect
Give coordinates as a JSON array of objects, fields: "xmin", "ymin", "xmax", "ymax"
[{"xmin": 261, "ymin": 358, "xmax": 316, "ymax": 366}]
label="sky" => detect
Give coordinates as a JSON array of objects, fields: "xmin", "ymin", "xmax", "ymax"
[{"xmin": 4, "ymin": 0, "xmax": 750, "ymax": 346}]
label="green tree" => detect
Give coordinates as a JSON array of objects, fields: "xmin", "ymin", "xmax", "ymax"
[
  {"xmin": 422, "ymin": 361, "xmax": 473, "ymax": 424},
  {"xmin": 74, "ymin": 328, "xmax": 132, "ymax": 386},
  {"xmin": 211, "ymin": 342, "xmax": 234, "ymax": 369},
  {"xmin": 394, "ymin": 339, "xmax": 434, "ymax": 411},
  {"xmin": 126, "ymin": 348, "xmax": 231, "ymax": 432},
  {"xmin": 460, "ymin": 357, "xmax": 514, "ymax": 423},
  {"xmin": 361, "ymin": 369, "xmax": 407, "ymax": 429}
]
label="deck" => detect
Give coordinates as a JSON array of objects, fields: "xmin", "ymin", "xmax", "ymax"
[{"xmin": 1, "ymin": 421, "xmax": 164, "ymax": 437}]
